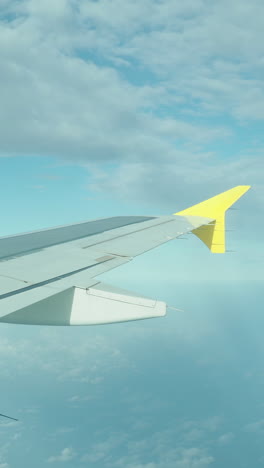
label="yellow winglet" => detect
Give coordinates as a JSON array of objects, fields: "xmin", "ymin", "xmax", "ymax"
[{"xmin": 174, "ymin": 185, "xmax": 251, "ymax": 253}]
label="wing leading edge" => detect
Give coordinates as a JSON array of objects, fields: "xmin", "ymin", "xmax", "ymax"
[{"xmin": 0, "ymin": 185, "xmax": 250, "ymax": 326}]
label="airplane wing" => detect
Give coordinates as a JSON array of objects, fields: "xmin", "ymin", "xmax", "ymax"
[{"xmin": 0, "ymin": 186, "xmax": 250, "ymax": 326}]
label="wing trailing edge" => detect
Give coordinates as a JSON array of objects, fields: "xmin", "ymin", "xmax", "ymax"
[{"xmin": 174, "ymin": 185, "xmax": 251, "ymax": 253}]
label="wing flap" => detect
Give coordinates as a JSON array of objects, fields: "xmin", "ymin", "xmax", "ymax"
[{"xmin": 0, "ymin": 283, "xmax": 166, "ymax": 326}]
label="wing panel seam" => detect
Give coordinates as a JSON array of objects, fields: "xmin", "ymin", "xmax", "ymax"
[{"xmin": 0, "ymin": 257, "xmax": 114, "ymax": 300}]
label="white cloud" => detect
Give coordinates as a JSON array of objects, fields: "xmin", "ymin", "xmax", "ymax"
[
  {"xmin": 244, "ymin": 419, "xmax": 264, "ymax": 433},
  {"xmin": 53, "ymin": 427, "xmax": 76, "ymax": 436},
  {"xmin": 0, "ymin": 328, "xmax": 133, "ymax": 383},
  {"xmin": 1, "ymin": 0, "xmax": 226, "ymax": 163},
  {"xmin": 0, "ymin": 4, "xmax": 262, "ymax": 151},
  {"xmin": 0, "ymin": 0, "xmax": 263, "ymax": 209},
  {"xmin": 105, "ymin": 446, "xmax": 214, "ymax": 468},
  {"xmin": 0, "ymin": 441, "xmax": 13, "ymax": 468},
  {"xmin": 82, "ymin": 432, "xmax": 128, "ymax": 463},
  {"xmin": 79, "ymin": 0, "xmax": 264, "ymax": 122},
  {"xmin": 217, "ymin": 432, "xmax": 234, "ymax": 445},
  {"xmin": 48, "ymin": 447, "xmax": 75, "ymax": 463},
  {"xmin": 81, "ymin": 418, "xmax": 220, "ymax": 467},
  {"xmin": 87, "ymin": 155, "xmax": 262, "ymax": 208}
]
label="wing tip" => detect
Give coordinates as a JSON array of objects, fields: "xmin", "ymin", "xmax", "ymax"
[{"xmin": 174, "ymin": 185, "xmax": 251, "ymax": 253}]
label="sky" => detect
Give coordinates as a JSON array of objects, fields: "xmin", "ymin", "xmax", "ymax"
[{"xmin": 0, "ymin": 0, "xmax": 263, "ymax": 467}]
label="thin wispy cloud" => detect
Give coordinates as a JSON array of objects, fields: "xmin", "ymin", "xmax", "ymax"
[{"xmin": 47, "ymin": 447, "xmax": 76, "ymax": 463}]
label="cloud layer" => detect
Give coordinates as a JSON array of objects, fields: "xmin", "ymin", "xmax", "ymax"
[{"xmin": 1, "ymin": 0, "xmax": 263, "ymax": 205}]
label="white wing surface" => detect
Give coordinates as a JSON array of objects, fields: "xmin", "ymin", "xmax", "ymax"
[{"xmin": 0, "ymin": 186, "xmax": 250, "ymax": 326}]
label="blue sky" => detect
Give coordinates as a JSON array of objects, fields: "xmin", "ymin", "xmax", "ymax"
[{"xmin": 0, "ymin": 0, "xmax": 263, "ymax": 467}]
